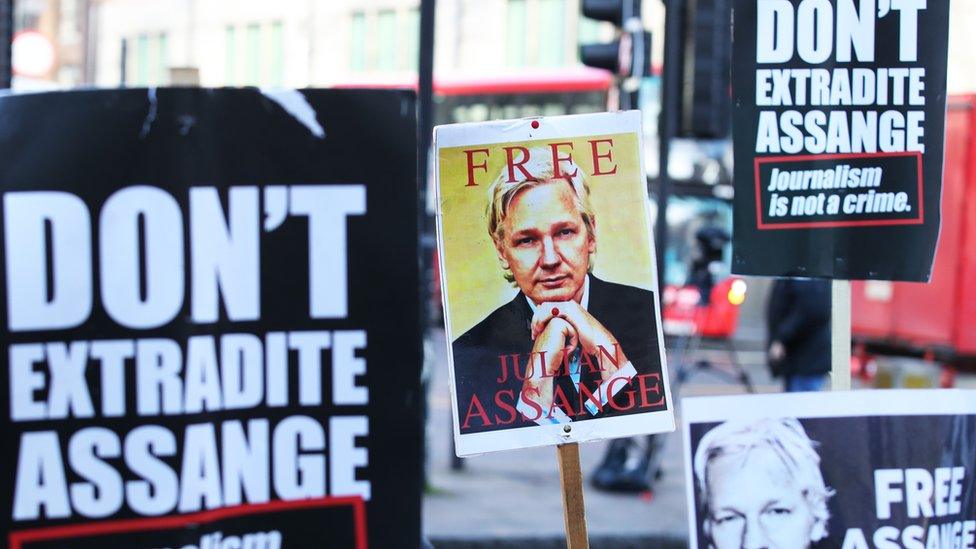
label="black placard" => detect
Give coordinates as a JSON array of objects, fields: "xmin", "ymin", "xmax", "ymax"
[
  {"xmin": 684, "ymin": 391, "xmax": 976, "ymax": 549},
  {"xmin": 732, "ymin": 0, "xmax": 950, "ymax": 280},
  {"xmin": 0, "ymin": 89, "xmax": 421, "ymax": 548},
  {"xmin": 688, "ymin": 410, "xmax": 976, "ymax": 548}
]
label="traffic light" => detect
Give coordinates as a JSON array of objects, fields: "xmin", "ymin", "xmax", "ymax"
[
  {"xmin": 679, "ymin": 0, "xmax": 732, "ymax": 138},
  {"xmin": 579, "ymin": 0, "xmax": 651, "ymax": 79}
]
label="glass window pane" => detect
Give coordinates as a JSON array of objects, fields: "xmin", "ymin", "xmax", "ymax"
[
  {"xmin": 225, "ymin": 26, "xmax": 236, "ymax": 85},
  {"xmin": 468, "ymin": 104, "xmax": 489, "ymax": 122},
  {"xmin": 269, "ymin": 21, "xmax": 284, "ymax": 86},
  {"xmin": 245, "ymin": 23, "xmax": 260, "ymax": 85},
  {"xmin": 402, "ymin": 8, "xmax": 420, "ymax": 71},
  {"xmin": 135, "ymin": 34, "xmax": 149, "ymax": 85},
  {"xmin": 350, "ymin": 12, "xmax": 366, "ymax": 72},
  {"xmin": 506, "ymin": 0, "xmax": 527, "ymax": 68},
  {"xmin": 155, "ymin": 34, "xmax": 168, "ymax": 85},
  {"xmin": 377, "ymin": 10, "xmax": 397, "ymax": 71},
  {"xmin": 538, "ymin": 0, "xmax": 565, "ymax": 67},
  {"xmin": 542, "ymin": 102, "xmax": 565, "ymax": 116}
]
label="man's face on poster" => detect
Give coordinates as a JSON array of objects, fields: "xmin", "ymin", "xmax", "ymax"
[
  {"xmin": 494, "ymin": 180, "xmax": 595, "ymax": 305},
  {"xmin": 704, "ymin": 446, "xmax": 821, "ymax": 549}
]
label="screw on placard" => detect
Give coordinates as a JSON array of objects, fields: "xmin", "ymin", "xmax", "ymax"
[
  {"xmin": 563, "ymin": 425, "xmax": 572, "ymax": 433},
  {"xmin": 531, "ymin": 120, "xmax": 540, "ymax": 129}
]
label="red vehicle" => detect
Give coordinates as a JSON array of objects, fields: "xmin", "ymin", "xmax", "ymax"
[
  {"xmin": 851, "ymin": 95, "xmax": 976, "ymax": 381},
  {"xmin": 662, "ymin": 277, "xmax": 747, "ymax": 339},
  {"xmin": 332, "ymin": 69, "xmax": 613, "ymax": 125}
]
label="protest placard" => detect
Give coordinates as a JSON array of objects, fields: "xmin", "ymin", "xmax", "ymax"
[
  {"xmin": 434, "ymin": 111, "xmax": 674, "ymax": 457},
  {"xmin": 684, "ymin": 390, "xmax": 976, "ymax": 549},
  {"xmin": 732, "ymin": 0, "xmax": 950, "ymax": 280},
  {"xmin": 0, "ymin": 88, "xmax": 421, "ymax": 548}
]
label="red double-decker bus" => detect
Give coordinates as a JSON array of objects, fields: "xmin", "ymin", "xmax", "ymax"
[
  {"xmin": 333, "ymin": 68, "xmax": 613, "ymax": 125},
  {"xmin": 851, "ymin": 95, "xmax": 976, "ymax": 384},
  {"xmin": 431, "ymin": 70, "xmax": 612, "ymax": 124}
]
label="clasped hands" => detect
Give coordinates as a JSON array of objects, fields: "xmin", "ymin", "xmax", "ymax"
[{"xmin": 521, "ymin": 301, "xmax": 629, "ymax": 411}]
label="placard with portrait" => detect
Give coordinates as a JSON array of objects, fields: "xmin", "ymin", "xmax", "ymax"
[
  {"xmin": 434, "ymin": 111, "xmax": 674, "ymax": 456},
  {"xmin": 683, "ymin": 390, "xmax": 976, "ymax": 549}
]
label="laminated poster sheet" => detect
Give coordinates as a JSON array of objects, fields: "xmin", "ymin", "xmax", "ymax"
[
  {"xmin": 434, "ymin": 111, "xmax": 674, "ymax": 456},
  {"xmin": 683, "ymin": 390, "xmax": 976, "ymax": 549}
]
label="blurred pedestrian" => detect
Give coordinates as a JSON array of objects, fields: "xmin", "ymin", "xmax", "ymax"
[
  {"xmin": 766, "ymin": 279, "xmax": 831, "ymax": 392},
  {"xmin": 687, "ymin": 222, "xmax": 730, "ymax": 305}
]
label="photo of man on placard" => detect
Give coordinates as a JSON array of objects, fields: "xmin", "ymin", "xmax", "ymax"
[
  {"xmin": 451, "ymin": 147, "xmax": 665, "ymax": 435},
  {"xmin": 692, "ymin": 418, "xmax": 834, "ymax": 549}
]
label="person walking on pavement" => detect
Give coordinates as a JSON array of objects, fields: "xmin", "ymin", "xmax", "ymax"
[{"xmin": 766, "ymin": 278, "xmax": 831, "ymax": 392}]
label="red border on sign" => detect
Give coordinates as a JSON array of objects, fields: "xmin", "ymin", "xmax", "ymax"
[
  {"xmin": 8, "ymin": 497, "xmax": 367, "ymax": 549},
  {"xmin": 753, "ymin": 151, "xmax": 925, "ymax": 230}
]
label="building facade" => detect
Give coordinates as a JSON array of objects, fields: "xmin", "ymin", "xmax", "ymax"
[
  {"xmin": 85, "ymin": 0, "xmax": 630, "ymax": 88},
  {"xmin": 11, "ymin": 1, "xmax": 976, "ymax": 94}
]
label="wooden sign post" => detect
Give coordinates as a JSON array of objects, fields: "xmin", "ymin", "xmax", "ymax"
[
  {"xmin": 557, "ymin": 443, "xmax": 589, "ymax": 549},
  {"xmin": 831, "ymin": 280, "xmax": 852, "ymax": 391}
]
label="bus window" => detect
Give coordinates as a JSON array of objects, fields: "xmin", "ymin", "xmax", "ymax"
[
  {"xmin": 433, "ymin": 74, "xmax": 612, "ymax": 126},
  {"xmin": 542, "ymin": 102, "xmax": 565, "ymax": 116}
]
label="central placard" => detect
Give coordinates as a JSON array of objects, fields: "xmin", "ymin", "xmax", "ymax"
[{"xmin": 435, "ymin": 111, "xmax": 674, "ymax": 456}]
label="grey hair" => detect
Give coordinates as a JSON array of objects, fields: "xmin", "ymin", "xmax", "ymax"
[
  {"xmin": 485, "ymin": 146, "xmax": 596, "ymax": 283},
  {"xmin": 693, "ymin": 418, "xmax": 834, "ymax": 541}
]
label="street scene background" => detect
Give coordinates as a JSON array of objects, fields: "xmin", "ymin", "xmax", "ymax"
[{"xmin": 8, "ymin": 0, "xmax": 976, "ymax": 546}]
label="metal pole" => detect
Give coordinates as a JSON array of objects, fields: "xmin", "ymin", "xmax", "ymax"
[
  {"xmin": 84, "ymin": 0, "xmax": 96, "ymax": 85},
  {"xmin": 621, "ymin": 0, "xmax": 642, "ymax": 111},
  {"xmin": 655, "ymin": 0, "xmax": 681, "ymax": 286},
  {"xmin": 418, "ymin": 0, "xmax": 435, "ymax": 198},
  {"xmin": 418, "ymin": 0, "xmax": 436, "ymax": 324},
  {"xmin": 119, "ymin": 38, "xmax": 128, "ymax": 87},
  {"xmin": 418, "ymin": 0, "xmax": 435, "ymax": 346},
  {"xmin": 0, "ymin": 0, "xmax": 13, "ymax": 89},
  {"xmin": 417, "ymin": 0, "xmax": 456, "ymax": 478}
]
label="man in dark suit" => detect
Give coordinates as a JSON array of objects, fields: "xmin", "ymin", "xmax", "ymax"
[{"xmin": 451, "ymin": 149, "xmax": 666, "ymax": 435}]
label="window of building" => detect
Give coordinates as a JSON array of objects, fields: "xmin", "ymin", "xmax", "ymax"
[
  {"xmin": 153, "ymin": 34, "xmax": 168, "ymax": 85},
  {"xmin": 538, "ymin": 0, "xmax": 566, "ymax": 67},
  {"xmin": 225, "ymin": 26, "xmax": 236, "ymax": 85},
  {"xmin": 506, "ymin": 0, "xmax": 527, "ymax": 68},
  {"xmin": 245, "ymin": 23, "xmax": 260, "ymax": 85},
  {"xmin": 269, "ymin": 21, "xmax": 284, "ymax": 86},
  {"xmin": 350, "ymin": 11, "xmax": 366, "ymax": 72},
  {"xmin": 377, "ymin": 9, "xmax": 397, "ymax": 71},
  {"xmin": 402, "ymin": 8, "xmax": 420, "ymax": 71},
  {"xmin": 135, "ymin": 34, "xmax": 149, "ymax": 85}
]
